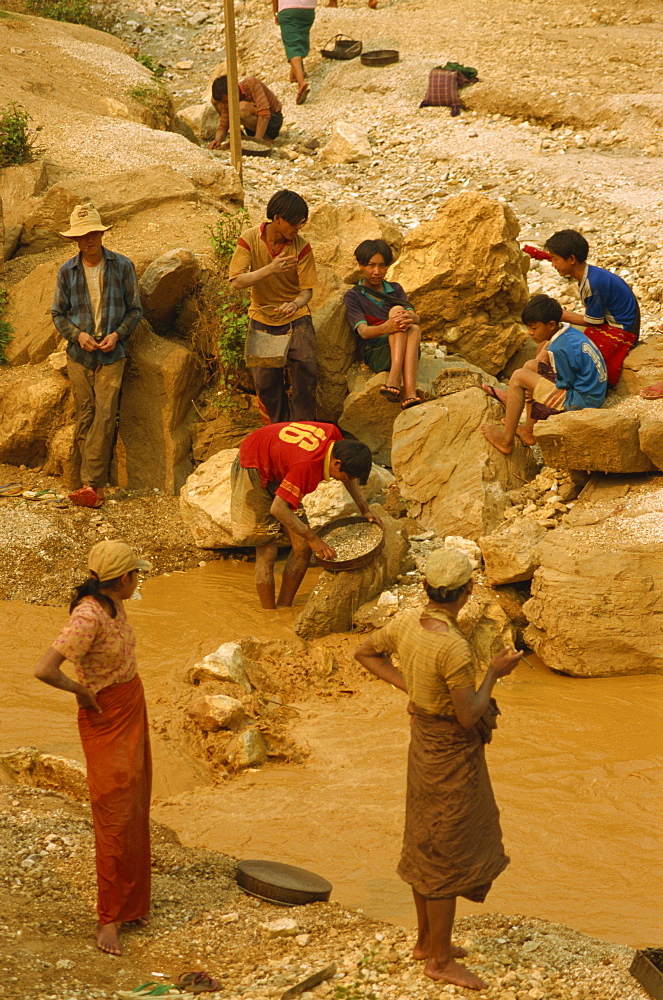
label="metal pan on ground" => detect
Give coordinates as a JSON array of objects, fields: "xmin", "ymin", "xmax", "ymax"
[
  {"xmin": 360, "ymin": 49, "xmax": 399, "ymax": 67},
  {"xmin": 237, "ymin": 860, "xmax": 332, "ymax": 906},
  {"xmin": 314, "ymin": 515, "xmax": 384, "ymax": 573},
  {"xmin": 241, "ymin": 139, "xmax": 273, "ymax": 157},
  {"xmin": 630, "ymin": 949, "xmax": 663, "ymax": 1000}
]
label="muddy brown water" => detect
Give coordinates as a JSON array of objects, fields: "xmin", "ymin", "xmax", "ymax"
[{"xmin": 1, "ymin": 561, "xmax": 661, "ymax": 948}]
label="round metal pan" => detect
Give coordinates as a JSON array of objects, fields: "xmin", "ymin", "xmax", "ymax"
[
  {"xmin": 360, "ymin": 49, "xmax": 400, "ymax": 67},
  {"xmin": 237, "ymin": 860, "xmax": 332, "ymax": 906},
  {"xmin": 314, "ymin": 515, "xmax": 384, "ymax": 573}
]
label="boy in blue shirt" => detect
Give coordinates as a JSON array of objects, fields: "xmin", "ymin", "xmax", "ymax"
[
  {"xmin": 543, "ymin": 229, "xmax": 639, "ymax": 386},
  {"xmin": 482, "ymin": 294, "xmax": 607, "ymax": 456}
]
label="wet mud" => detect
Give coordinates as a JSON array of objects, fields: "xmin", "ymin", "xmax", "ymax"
[{"xmin": 2, "ymin": 562, "xmax": 661, "ymax": 948}]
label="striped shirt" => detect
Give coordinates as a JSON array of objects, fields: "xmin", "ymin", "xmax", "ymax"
[
  {"xmin": 213, "ymin": 77, "xmax": 282, "ymax": 140},
  {"xmin": 229, "ymin": 222, "xmax": 316, "ymax": 325},
  {"xmin": 371, "ymin": 607, "xmax": 475, "ymax": 716},
  {"xmin": 51, "ymin": 247, "xmax": 142, "ymax": 369}
]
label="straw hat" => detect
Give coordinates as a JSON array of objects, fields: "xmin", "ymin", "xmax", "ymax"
[{"xmin": 60, "ymin": 203, "xmax": 111, "ymax": 238}]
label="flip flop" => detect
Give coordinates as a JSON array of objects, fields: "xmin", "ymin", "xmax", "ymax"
[
  {"xmin": 0, "ymin": 484, "xmax": 24, "ymax": 496},
  {"xmin": 401, "ymin": 397, "xmax": 423, "ymax": 410},
  {"xmin": 481, "ymin": 384, "xmax": 508, "ymax": 406},
  {"xmin": 379, "ymin": 385, "xmax": 401, "ymax": 402},
  {"xmin": 639, "ymin": 383, "xmax": 663, "ymax": 400},
  {"xmin": 296, "ymin": 83, "xmax": 310, "ymax": 105},
  {"xmin": 177, "ymin": 972, "xmax": 221, "ymax": 994},
  {"xmin": 69, "ymin": 487, "xmax": 104, "ymax": 508},
  {"xmin": 119, "ymin": 985, "xmax": 195, "ymax": 998},
  {"xmin": 22, "ymin": 489, "xmax": 65, "ymax": 502}
]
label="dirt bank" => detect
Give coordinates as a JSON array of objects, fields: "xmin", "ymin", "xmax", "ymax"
[{"xmin": 0, "ymin": 784, "xmax": 649, "ymax": 1000}]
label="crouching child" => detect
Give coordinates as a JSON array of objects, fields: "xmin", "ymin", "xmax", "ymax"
[{"xmin": 481, "ymin": 294, "xmax": 607, "ymax": 455}]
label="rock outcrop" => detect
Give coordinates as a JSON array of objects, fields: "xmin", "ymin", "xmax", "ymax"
[
  {"xmin": 179, "ymin": 447, "xmax": 240, "ymax": 548},
  {"xmin": 533, "ymin": 406, "xmax": 658, "ymax": 473},
  {"xmin": 178, "ymin": 103, "xmax": 219, "ymax": 141},
  {"xmin": 5, "ymin": 262, "xmax": 61, "ymax": 365},
  {"xmin": 338, "ymin": 372, "xmax": 402, "ymax": 466},
  {"xmin": 479, "ymin": 519, "xmax": 546, "ymax": 585},
  {"xmin": 312, "ymin": 298, "xmax": 358, "ymax": 423},
  {"xmin": 389, "ymin": 192, "xmax": 529, "ymax": 374},
  {"xmin": 524, "ymin": 518, "xmax": 663, "ymax": 677},
  {"xmin": 0, "ymin": 748, "xmax": 88, "ymax": 801},
  {"xmin": 391, "ymin": 389, "xmax": 538, "ymax": 541},
  {"xmin": 114, "ymin": 321, "xmax": 204, "ymax": 493},
  {"xmin": 0, "ymin": 364, "xmax": 73, "ymax": 468},
  {"xmin": 190, "ymin": 400, "xmax": 264, "ymax": 464},
  {"xmin": 294, "ymin": 507, "xmax": 408, "ymax": 638},
  {"xmin": 139, "ymin": 247, "xmax": 202, "ymax": 333}
]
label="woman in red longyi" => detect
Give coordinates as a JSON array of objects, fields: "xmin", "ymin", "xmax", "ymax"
[{"xmin": 34, "ymin": 540, "xmax": 153, "ymax": 956}]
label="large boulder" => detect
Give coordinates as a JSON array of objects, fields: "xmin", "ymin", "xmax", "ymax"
[
  {"xmin": 114, "ymin": 320, "xmax": 204, "ymax": 494},
  {"xmin": 391, "ymin": 388, "xmax": 538, "ymax": 541},
  {"xmin": 139, "ymin": 248, "xmax": 202, "ymax": 333},
  {"xmin": 0, "ymin": 364, "xmax": 74, "ymax": 467},
  {"xmin": 312, "ymin": 297, "xmax": 358, "ymax": 423},
  {"xmin": 532, "ymin": 406, "xmax": 657, "ymax": 473},
  {"xmin": 0, "ymin": 160, "xmax": 50, "ymax": 259},
  {"xmin": 524, "ymin": 518, "xmax": 663, "ymax": 677},
  {"xmin": 294, "ymin": 506, "xmax": 408, "ymax": 638},
  {"xmin": 457, "ymin": 582, "xmax": 515, "ymax": 667},
  {"xmin": 187, "ymin": 693, "xmax": 248, "ymax": 732},
  {"xmin": 479, "ymin": 519, "xmax": 547, "ymax": 586},
  {"xmin": 620, "ymin": 335, "xmax": 663, "ymax": 396},
  {"xmin": 339, "ymin": 372, "xmax": 401, "ymax": 466},
  {"xmin": 306, "ymin": 202, "xmax": 402, "ymax": 292},
  {"xmin": 179, "ymin": 447, "xmax": 239, "ymax": 548},
  {"xmin": 389, "ymin": 192, "xmax": 529, "ymax": 374},
  {"xmin": 20, "ymin": 166, "xmax": 199, "ymax": 252},
  {"xmin": 5, "ymin": 261, "xmax": 61, "ymax": 365},
  {"xmin": 301, "ymin": 463, "xmax": 394, "ymax": 528},
  {"xmin": 0, "ymin": 748, "xmax": 88, "ymax": 801},
  {"xmin": 178, "ymin": 103, "xmax": 219, "ymax": 141}
]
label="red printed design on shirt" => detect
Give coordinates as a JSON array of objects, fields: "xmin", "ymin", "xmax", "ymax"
[{"xmin": 239, "ymin": 422, "xmax": 342, "ymax": 509}]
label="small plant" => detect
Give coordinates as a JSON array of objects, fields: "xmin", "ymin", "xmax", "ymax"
[
  {"xmin": 0, "ymin": 290, "xmax": 14, "ymax": 366},
  {"xmin": 208, "ymin": 209, "xmax": 251, "ymax": 263},
  {"xmin": 25, "ymin": 0, "xmax": 119, "ymax": 32},
  {"xmin": 136, "ymin": 54, "xmax": 165, "ymax": 78},
  {"xmin": 128, "ymin": 82, "xmax": 171, "ymax": 130},
  {"xmin": 0, "ymin": 103, "xmax": 44, "ymax": 167}
]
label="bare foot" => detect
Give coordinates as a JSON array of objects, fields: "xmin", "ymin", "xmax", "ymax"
[
  {"xmin": 481, "ymin": 423, "xmax": 514, "ymax": 455},
  {"xmin": 424, "ymin": 958, "xmax": 487, "ymax": 990},
  {"xmin": 515, "ymin": 425, "xmax": 536, "ymax": 446},
  {"xmin": 96, "ymin": 921, "xmax": 121, "ymax": 955},
  {"xmin": 413, "ymin": 945, "xmax": 467, "ymax": 960}
]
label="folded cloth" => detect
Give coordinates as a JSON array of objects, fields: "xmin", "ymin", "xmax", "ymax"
[{"xmin": 419, "ymin": 68, "xmax": 474, "ymax": 116}]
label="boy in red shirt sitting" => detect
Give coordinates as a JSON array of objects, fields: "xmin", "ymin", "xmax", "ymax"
[{"xmin": 231, "ymin": 421, "xmax": 380, "ymax": 608}]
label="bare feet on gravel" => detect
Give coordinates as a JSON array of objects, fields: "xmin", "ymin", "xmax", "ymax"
[
  {"xmin": 413, "ymin": 944, "xmax": 468, "ymax": 960},
  {"xmin": 481, "ymin": 424, "xmax": 513, "ymax": 454},
  {"xmin": 424, "ymin": 958, "xmax": 487, "ymax": 990},
  {"xmin": 96, "ymin": 921, "xmax": 121, "ymax": 955}
]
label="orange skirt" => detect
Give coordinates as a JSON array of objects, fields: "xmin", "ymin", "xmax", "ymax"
[{"xmin": 78, "ymin": 674, "xmax": 152, "ymax": 925}]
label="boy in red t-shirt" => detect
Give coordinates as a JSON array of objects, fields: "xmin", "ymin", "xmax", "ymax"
[{"xmin": 231, "ymin": 421, "xmax": 380, "ymax": 608}]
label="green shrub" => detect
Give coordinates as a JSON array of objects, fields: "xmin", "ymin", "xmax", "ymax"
[
  {"xmin": 0, "ymin": 103, "xmax": 44, "ymax": 167},
  {"xmin": 24, "ymin": 0, "xmax": 118, "ymax": 32},
  {"xmin": 128, "ymin": 82, "xmax": 171, "ymax": 130},
  {"xmin": 206, "ymin": 210, "xmax": 253, "ymax": 406},
  {"xmin": 0, "ymin": 290, "xmax": 14, "ymax": 366},
  {"xmin": 135, "ymin": 54, "xmax": 165, "ymax": 78}
]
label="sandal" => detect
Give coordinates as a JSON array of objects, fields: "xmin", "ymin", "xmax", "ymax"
[
  {"xmin": 119, "ymin": 985, "xmax": 194, "ymax": 998},
  {"xmin": 481, "ymin": 383, "xmax": 508, "ymax": 406},
  {"xmin": 296, "ymin": 83, "xmax": 310, "ymax": 105},
  {"xmin": 0, "ymin": 483, "xmax": 23, "ymax": 497},
  {"xmin": 639, "ymin": 382, "xmax": 663, "ymax": 400},
  {"xmin": 68, "ymin": 486, "xmax": 104, "ymax": 508},
  {"xmin": 22, "ymin": 489, "xmax": 65, "ymax": 502},
  {"xmin": 177, "ymin": 972, "xmax": 221, "ymax": 994},
  {"xmin": 401, "ymin": 397, "xmax": 423, "ymax": 410},
  {"xmin": 379, "ymin": 385, "xmax": 401, "ymax": 402}
]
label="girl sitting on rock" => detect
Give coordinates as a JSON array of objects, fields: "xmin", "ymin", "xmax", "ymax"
[
  {"xmin": 34, "ymin": 540, "xmax": 153, "ymax": 956},
  {"xmin": 344, "ymin": 239, "xmax": 423, "ymax": 410}
]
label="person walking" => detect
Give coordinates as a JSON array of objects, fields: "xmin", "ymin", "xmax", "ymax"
[
  {"xmin": 34, "ymin": 540, "xmax": 153, "ymax": 957},
  {"xmin": 272, "ymin": 0, "xmax": 316, "ymax": 105},
  {"xmin": 52, "ymin": 203, "xmax": 142, "ymax": 509},
  {"xmin": 229, "ymin": 189, "xmax": 318, "ymax": 423},
  {"xmin": 354, "ymin": 549, "xmax": 522, "ymax": 991}
]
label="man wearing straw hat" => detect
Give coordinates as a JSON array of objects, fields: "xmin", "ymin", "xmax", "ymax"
[{"xmin": 52, "ymin": 204, "xmax": 142, "ymax": 509}]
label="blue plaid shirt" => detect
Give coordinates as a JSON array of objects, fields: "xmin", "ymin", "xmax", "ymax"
[{"xmin": 51, "ymin": 248, "xmax": 143, "ymax": 369}]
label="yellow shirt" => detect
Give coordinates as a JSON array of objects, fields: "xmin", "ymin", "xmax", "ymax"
[
  {"xmin": 370, "ymin": 607, "xmax": 475, "ymax": 715},
  {"xmin": 228, "ymin": 222, "xmax": 317, "ymax": 326}
]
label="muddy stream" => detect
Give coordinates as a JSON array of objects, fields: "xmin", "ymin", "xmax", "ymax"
[{"xmin": 1, "ymin": 562, "xmax": 661, "ymax": 949}]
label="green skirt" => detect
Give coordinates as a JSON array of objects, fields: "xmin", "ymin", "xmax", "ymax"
[
  {"xmin": 361, "ymin": 334, "xmax": 392, "ymax": 373},
  {"xmin": 278, "ymin": 8, "xmax": 315, "ymax": 60}
]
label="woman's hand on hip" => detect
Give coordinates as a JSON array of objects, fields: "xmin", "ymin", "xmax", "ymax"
[{"xmin": 76, "ymin": 687, "xmax": 102, "ymax": 713}]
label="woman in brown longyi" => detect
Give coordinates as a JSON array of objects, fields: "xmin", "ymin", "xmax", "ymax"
[{"xmin": 354, "ymin": 548, "xmax": 522, "ymax": 991}]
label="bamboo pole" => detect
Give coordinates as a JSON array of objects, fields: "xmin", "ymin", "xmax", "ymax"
[{"xmin": 223, "ymin": 0, "xmax": 243, "ymax": 183}]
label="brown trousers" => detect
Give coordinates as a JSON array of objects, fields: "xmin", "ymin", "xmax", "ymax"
[{"xmin": 67, "ymin": 357, "xmax": 125, "ymax": 489}]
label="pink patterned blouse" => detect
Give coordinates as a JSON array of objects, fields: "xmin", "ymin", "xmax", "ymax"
[{"xmin": 52, "ymin": 596, "xmax": 137, "ymax": 695}]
